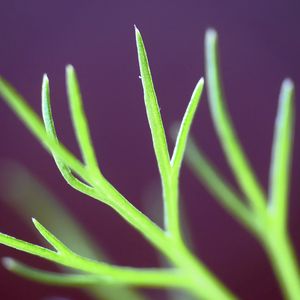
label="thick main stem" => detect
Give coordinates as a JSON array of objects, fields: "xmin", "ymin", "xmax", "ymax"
[
  {"xmin": 90, "ymin": 177, "xmax": 236, "ymax": 299},
  {"xmin": 263, "ymin": 229, "xmax": 300, "ymax": 300},
  {"xmin": 163, "ymin": 238, "xmax": 237, "ymax": 300}
]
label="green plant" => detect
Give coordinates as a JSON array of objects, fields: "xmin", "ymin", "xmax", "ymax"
[
  {"xmin": 0, "ymin": 161, "xmax": 148, "ymax": 300},
  {"xmin": 0, "ymin": 27, "xmax": 299, "ymax": 300}
]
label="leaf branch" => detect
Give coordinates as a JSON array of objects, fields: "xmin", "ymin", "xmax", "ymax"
[{"xmin": 205, "ymin": 29, "xmax": 267, "ymax": 218}]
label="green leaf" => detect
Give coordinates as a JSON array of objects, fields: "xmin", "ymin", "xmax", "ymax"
[
  {"xmin": 66, "ymin": 65, "xmax": 101, "ymax": 177},
  {"xmin": 0, "ymin": 76, "xmax": 89, "ymax": 182},
  {"xmin": 3, "ymin": 257, "xmax": 103, "ymax": 286},
  {"xmin": 204, "ymin": 29, "xmax": 266, "ymax": 216},
  {"xmin": 171, "ymin": 78, "xmax": 204, "ymax": 177},
  {"xmin": 0, "ymin": 162, "xmax": 147, "ymax": 300},
  {"xmin": 2, "ymin": 258, "xmax": 186, "ymax": 288},
  {"xmin": 135, "ymin": 26, "xmax": 180, "ymax": 237},
  {"xmin": 0, "ymin": 231, "xmax": 58, "ymax": 261},
  {"xmin": 41, "ymin": 74, "xmax": 104, "ymax": 200},
  {"xmin": 0, "ymin": 228, "xmax": 183, "ymax": 288},
  {"xmin": 135, "ymin": 26, "xmax": 171, "ymax": 181},
  {"xmin": 268, "ymin": 79, "xmax": 295, "ymax": 228}
]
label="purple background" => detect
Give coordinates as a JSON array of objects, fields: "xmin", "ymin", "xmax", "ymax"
[{"xmin": 0, "ymin": 0, "xmax": 300, "ymax": 299}]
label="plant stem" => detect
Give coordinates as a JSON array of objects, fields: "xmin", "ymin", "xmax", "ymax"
[
  {"xmin": 163, "ymin": 238, "xmax": 237, "ymax": 300},
  {"xmin": 164, "ymin": 176, "xmax": 182, "ymax": 241},
  {"xmin": 263, "ymin": 227, "xmax": 300, "ymax": 300},
  {"xmin": 89, "ymin": 177, "xmax": 236, "ymax": 299}
]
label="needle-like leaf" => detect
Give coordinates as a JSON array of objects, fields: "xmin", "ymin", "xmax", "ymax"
[
  {"xmin": 0, "ymin": 231, "xmax": 58, "ymax": 261},
  {"xmin": 0, "ymin": 228, "xmax": 183, "ymax": 288},
  {"xmin": 0, "ymin": 163, "xmax": 147, "ymax": 300},
  {"xmin": 171, "ymin": 78, "xmax": 204, "ymax": 177},
  {"xmin": 3, "ymin": 258, "xmax": 104, "ymax": 286},
  {"xmin": 135, "ymin": 26, "xmax": 171, "ymax": 181},
  {"xmin": 205, "ymin": 29, "xmax": 266, "ymax": 216},
  {"xmin": 42, "ymin": 74, "xmax": 104, "ymax": 199},
  {"xmin": 0, "ymin": 77, "xmax": 89, "ymax": 181},
  {"xmin": 268, "ymin": 79, "xmax": 295, "ymax": 229},
  {"xmin": 2, "ymin": 258, "xmax": 185, "ymax": 288},
  {"xmin": 135, "ymin": 26, "xmax": 178, "ymax": 236},
  {"xmin": 66, "ymin": 65, "xmax": 101, "ymax": 177},
  {"xmin": 0, "ymin": 75, "xmax": 170, "ymax": 252}
]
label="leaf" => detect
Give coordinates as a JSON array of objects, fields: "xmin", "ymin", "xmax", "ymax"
[
  {"xmin": 268, "ymin": 79, "xmax": 295, "ymax": 228},
  {"xmin": 0, "ymin": 231, "xmax": 57, "ymax": 261},
  {"xmin": 66, "ymin": 65, "xmax": 101, "ymax": 177},
  {"xmin": 135, "ymin": 26, "xmax": 171, "ymax": 181},
  {"xmin": 2, "ymin": 258, "xmax": 185, "ymax": 288},
  {"xmin": 41, "ymin": 74, "xmax": 104, "ymax": 199},
  {"xmin": 0, "ymin": 76, "xmax": 88, "ymax": 181},
  {"xmin": 204, "ymin": 28, "xmax": 266, "ymax": 216},
  {"xmin": 0, "ymin": 162, "xmax": 147, "ymax": 300},
  {"xmin": 171, "ymin": 78, "xmax": 204, "ymax": 177}
]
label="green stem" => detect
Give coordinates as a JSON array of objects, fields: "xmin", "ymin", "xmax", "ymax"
[
  {"xmin": 164, "ymin": 239, "xmax": 237, "ymax": 300},
  {"xmin": 164, "ymin": 176, "xmax": 182, "ymax": 242},
  {"xmin": 91, "ymin": 178, "xmax": 236, "ymax": 300},
  {"xmin": 263, "ymin": 228, "xmax": 300, "ymax": 300}
]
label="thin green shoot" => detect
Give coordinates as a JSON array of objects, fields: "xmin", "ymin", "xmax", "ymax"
[
  {"xmin": 66, "ymin": 65, "xmax": 102, "ymax": 178},
  {"xmin": 0, "ymin": 220, "xmax": 182, "ymax": 287},
  {"xmin": 205, "ymin": 29, "xmax": 267, "ymax": 217},
  {"xmin": 268, "ymin": 79, "xmax": 295, "ymax": 230},
  {"xmin": 2, "ymin": 257, "xmax": 186, "ymax": 288},
  {"xmin": 182, "ymin": 27, "xmax": 300, "ymax": 300},
  {"xmin": 0, "ymin": 76, "xmax": 91, "ymax": 180},
  {"xmin": 0, "ymin": 27, "xmax": 239, "ymax": 300},
  {"xmin": 0, "ymin": 162, "xmax": 145, "ymax": 300},
  {"xmin": 42, "ymin": 74, "xmax": 103, "ymax": 199},
  {"xmin": 135, "ymin": 27, "xmax": 204, "ymax": 243},
  {"xmin": 1, "ymin": 25, "xmax": 298, "ymax": 300},
  {"xmin": 171, "ymin": 78, "xmax": 204, "ymax": 178}
]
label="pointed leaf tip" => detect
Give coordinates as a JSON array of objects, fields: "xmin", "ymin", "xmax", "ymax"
[
  {"xmin": 206, "ymin": 28, "xmax": 217, "ymax": 39},
  {"xmin": 32, "ymin": 217, "xmax": 39, "ymax": 227},
  {"xmin": 43, "ymin": 73, "xmax": 49, "ymax": 82},
  {"xmin": 66, "ymin": 64, "xmax": 75, "ymax": 75},
  {"xmin": 134, "ymin": 25, "xmax": 140, "ymax": 33},
  {"xmin": 282, "ymin": 78, "xmax": 294, "ymax": 92},
  {"xmin": 2, "ymin": 257, "xmax": 15, "ymax": 270},
  {"xmin": 197, "ymin": 77, "xmax": 204, "ymax": 88},
  {"xmin": 135, "ymin": 27, "xmax": 142, "ymax": 41}
]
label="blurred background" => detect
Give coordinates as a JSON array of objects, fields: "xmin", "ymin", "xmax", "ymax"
[{"xmin": 0, "ymin": 0, "xmax": 300, "ymax": 299}]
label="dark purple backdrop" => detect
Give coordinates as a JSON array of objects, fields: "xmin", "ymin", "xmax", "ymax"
[{"xmin": 0, "ymin": 1, "xmax": 300, "ymax": 299}]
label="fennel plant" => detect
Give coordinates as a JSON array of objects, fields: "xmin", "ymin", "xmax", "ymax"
[{"xmin": 0, "ymin": 27, "xmax": 299, "ymax": 300}]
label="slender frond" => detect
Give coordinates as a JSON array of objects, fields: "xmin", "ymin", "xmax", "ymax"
[
  {"xmin": 66, "ymin": 65, "xmax": 102, "ymax": 177},
  {"xmin": 42, "ymin": 74, "xmax": 104, "ymax": 199},
  {"xmin": 135, "ymin": 26, "xmax": 171, "ymax": 180},
  {"xmin": 205, "ymin": 29, "xmax": 266, "ymax": 216},
  {"xmin": 268, "ymin": 79, "xmax": 295, "ymax": 229},
  {"xmin": 3, "ymin": 258, "xmax": 185, "ymax": 288},
  {"xmin": 171, "ymin": 78, "xmax": 204, "ymax": 177},
  {"xmin": 0, "ymin": 77, "xmax": 88, "ymax": 180}
]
